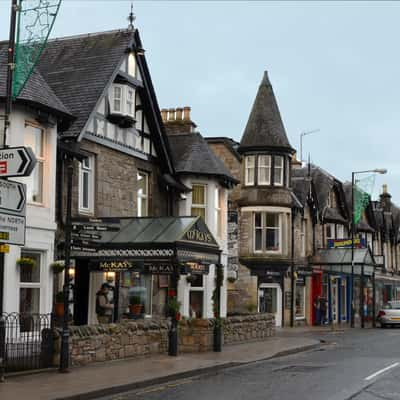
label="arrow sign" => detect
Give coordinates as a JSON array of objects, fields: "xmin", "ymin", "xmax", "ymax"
[
  {"xmin": 0, "ymin": 147, "xmax": 36, "ymax": 178},
  {"xmin": 0, "ymin": 179, "xmax": 26, "ymax": 216}
]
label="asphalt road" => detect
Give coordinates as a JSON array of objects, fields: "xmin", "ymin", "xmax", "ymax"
[{"xmin": 100, "ymin": 328, "xmax": 400, "ymax": 400}]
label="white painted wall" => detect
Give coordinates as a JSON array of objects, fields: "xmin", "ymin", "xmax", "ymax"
[
  {"xmin": 1, "ymin": 105, "xmax": 58, "ymax": 314},
  {"xmin": 177, "ymin": 176, "xmax": 229, "ymax": 318}
]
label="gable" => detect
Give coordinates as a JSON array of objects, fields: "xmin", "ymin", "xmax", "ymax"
[{"xmin": 178, "ymin": 217, "xmax": 219, "ymax": 247}]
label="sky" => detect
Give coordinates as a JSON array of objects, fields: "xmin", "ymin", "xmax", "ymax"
[{"xmin": 0, "ymin": 0, "xmax": 398, "ymax": 201}]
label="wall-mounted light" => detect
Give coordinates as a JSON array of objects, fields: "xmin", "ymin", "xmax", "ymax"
[
  {"xmin": 105, "ymin": 271, "xmax": 116, "ymax": 282},
  {"xmin": 68, "ymin": 267, "xmax": 75, "ymax": 278}
]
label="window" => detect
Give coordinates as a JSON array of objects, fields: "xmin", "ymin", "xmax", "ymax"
[
  {"xmin": 274, "ymin": 156, "xmax": 284, "ymax": 186},
  {"xmin": 326, "ymin": 223, "xmax": 335, "ymax": 241},
  {"xmin": 191, "ymin": 184, "xmax": 206, "ymax": 220},
  {"xmin": 189, "ymin": 273, "xmax": 204, "ymax": 318},
  {"xmin": 215, "ymin": 188, "xmax": 224, "ymax": 238},
  {"xmin": 24, "ymin": 123, "xmax": 45, "ymax": 204},
  {"xmin": 79, "ymin": 156, "xmax": 94, "ymax": 213},
  {"xmin": 113, "ymin": 85, "xmax": 122, "ymax": 113},
  {"xmin": 295, "ymin": 282, "xmax": 306, "ymax": 320},
  {"xmin": 137, "ymin": 172, "xmax": 149, "ymax": 217},
  {"xmin": 245, "ymin": 156, "xmax": 255, "ymax": 186},
  {"xmin": 19, "ymin": 251, "xmax": 41, "ymax": 318},
  {"xmin": 126, "ymin": 87, "xmax": 135, "ymax": 118},
  {"xmin": 254, "ymin": 212, "xmax": 281, "ymax": 253},
  {"xmin": 258, "ymin": 155, "xmax": 271, "ymax": 185},
  {"xmin": 301, "ymin": 219, "xmax": 306, "ymax": 257},
  {"xmin": 337, "ymin": 225, "xmax": 344, "ymax": 239}
]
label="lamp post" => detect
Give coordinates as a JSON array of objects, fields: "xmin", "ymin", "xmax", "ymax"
[
  {"xmin": 350, "ymin": 168, "xmax": 387, "ymax": 328},
  {"xmin": 299, "ymin": 129, "xmax": 320, "ymax": 164}
]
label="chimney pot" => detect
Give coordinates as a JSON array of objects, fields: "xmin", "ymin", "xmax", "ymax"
[
  {"xmin": 176, "ymin": 107, "xmax": 183, "ymax": 121},
  {"xmin": 161, "ymin": 109, "xmax": 168, "ymax": 122},
  {"xmin": 168, "ymin": 108, "xmax": 176, "ymax": 121},
  {"xmin": 383, "ymin": 184, "xmax": 388, "ymax": 194},
  {"xmin": 183, "ymin": 106, "xmax": 191, "ymax": 121}
]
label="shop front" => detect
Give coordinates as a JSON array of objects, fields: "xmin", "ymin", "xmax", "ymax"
[
  {"xmin": 312, "ymin": 247, "xmax": 376, "ymax": 327},
  {"xmin": 66, "ymin": 216, "xmax": 222, "ymax": 326}
]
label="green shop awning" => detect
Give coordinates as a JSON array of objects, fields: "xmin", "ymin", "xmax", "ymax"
[
  {"xmin": 311, "ymin": 248, "xmax": 375, "ymax": 277},
  {"xmin": 69, "ymin": 216, "xmax": 220, "ymax": 265}
]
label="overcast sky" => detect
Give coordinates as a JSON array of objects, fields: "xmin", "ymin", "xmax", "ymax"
[{"xmin": 0, "ymin": 1, "xmax": 398, "ymax": 201}]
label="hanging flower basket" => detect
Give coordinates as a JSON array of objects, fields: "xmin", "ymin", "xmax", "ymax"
[
  {"xmin": 16, "ymin": 257, "xmax": 36, "ymax": 269},
  {"xmin": 50, "ymin": 261, "xmax": 65, "ymax": 274}
]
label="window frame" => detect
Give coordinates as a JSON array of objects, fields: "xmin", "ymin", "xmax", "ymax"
[
  {"xmin": 258, "ymin": 155, "xmax": 271, "ymax": 185},
  {"xmin": 253, "ymin": 212, "xmax": 282, "ymax": 254},
  {"xmin": 273, "ymin": 155, "xmax": 284, "ymax": 187},
  {"xmin": 137, "ymin": 171, "xmax": 149, "ymax": 217},
  {"xmin": 215, "ymin": 188, "xmax": 224, "ymax": 239},
  {"xmin": 111, "ymin": 84, "xmax": 124, "ymax": 114},
  {"xmin": 191, "ymin": 184, "xmax": 207, "ymax": 221},
  {"xmin": 78, "ymin": 155, "xmax": 95, "ymax": 214},
  {"xmin": 245, "ymin": 155, "xmax": 256, "ymax": 186},
  {"xmin": 295, "ymin": 282, "xmax": 306, "ymax": 320}
]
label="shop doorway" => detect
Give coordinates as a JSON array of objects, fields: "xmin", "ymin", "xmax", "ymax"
[{"xmin": 259, "ymin": 283, "xmax": 282, "ymax": 327}]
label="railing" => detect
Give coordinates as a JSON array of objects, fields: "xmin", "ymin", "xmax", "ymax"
[{"xmin": 0, "ymin": 313, "xmax": 54, "ymax": 373}]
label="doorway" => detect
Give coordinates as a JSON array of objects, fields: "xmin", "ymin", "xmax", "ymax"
[{"xmin": 259, "ymin": 283, "xmax": 282, "ymax": 327}]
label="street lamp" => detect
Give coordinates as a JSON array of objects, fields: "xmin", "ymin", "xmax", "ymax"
[
  {"xmin": 350, "ymin": 168, "xmax": 387, "ymax": 328},
  {"xmin": 299, "ymin": 129, "xmax": 320, "ymax": 164}
]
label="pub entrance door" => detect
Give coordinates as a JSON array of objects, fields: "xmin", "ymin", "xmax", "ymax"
[{"xmin": 259, "ymin": 283, "xmax": 282, "ymax": 327}]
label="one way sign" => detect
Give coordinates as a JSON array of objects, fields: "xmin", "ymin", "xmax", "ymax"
[
  {"xmin": 0, "ymin": 146, "xmax": 36, "ymax": 178},
  {"xmin": 0, "ymin": 179, "xmax": 26, "ymax": 216}
]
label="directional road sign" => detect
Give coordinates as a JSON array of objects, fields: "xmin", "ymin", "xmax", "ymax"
[
  {"xmin": 0, "ymin": 213, "xmax": 25, "ymax": 246},
  {"xmin": 0, "ymin": 146, "xmax": 36, "ymax": 178},
  {"xmin": 0, "ymin": 179, "xmax": 26, "ymax": 216}
]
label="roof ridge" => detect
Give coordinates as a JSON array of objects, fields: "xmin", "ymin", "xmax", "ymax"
[{"xmin": 47, "ymin": 28, "xmax": 130, "ymax": 43}]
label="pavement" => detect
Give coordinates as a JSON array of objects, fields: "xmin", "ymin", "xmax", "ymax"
[
  {"xmin": 100, "ymin": 326, "xmax": 400, "ymax": 400},
  {"xmin": 0, "ymin": 327, "xmax": 324, "ymax": 400}
]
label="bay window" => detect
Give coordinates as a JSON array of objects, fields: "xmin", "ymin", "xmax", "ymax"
[
  {"xmin": 254, "ymin": 212, "xmax": 281, "ymax": 253},
  {"xmin": 109, "ymin": 84, "xmax": 136, "ymax": 118},
  {"xmin": 258, "ymin": 155, "xmax": 271, "ymax": 185},
  {"xmin": 274, "ymin": 156, "xmax": 284, "ymax": 186},
  {"xmin": 191, "ymin": 184, "xmax": 206, "ymax": 220},
  {"xmin": 137, "ymin": 171, "xmax": 149, "ymax": 217},
  {"xmin": 79, "ymin": 155, "xmax": 95, "ymax": 214},
  {"xmin": 24, "ymin": 122, "xmax": 45, "ymax": 204},
  {"xmin": 245, "ymin": 156, "xmax": 255, "ymax": 186}
]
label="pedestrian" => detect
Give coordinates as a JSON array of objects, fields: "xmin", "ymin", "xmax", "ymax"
[
  {"xmin": 96, "ymin": 283, "xmax": 114, "ymax": 324},
  {"xmin": 320, "ymin": 296, "xmax": 328, "ymax": 325},
  {"xmin": 313, "ymin": 295, "xmax": 321, "ymax": 325}
]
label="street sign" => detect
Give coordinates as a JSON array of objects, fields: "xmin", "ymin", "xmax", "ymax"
[
  {"xmin": 0, "ymin": 244, "xmax": 9, "ymax": 253},
  {"xmin": 71, "ymin": 232, "xmax": 102, "ymax": 240},
  {"xmin": 0, "ymin": 213, "xmax": 25, "ymax": 245},
  {"xmin": 72, "ymin": 224, "xmax": 120, "ymax": 232},
  {"xmin": 0, "ymin": 146, "xmax": 36, "ymax": 178},
  {"xmin": 0, "ymin": 179, "xmax": 26, "ymax": 216}
]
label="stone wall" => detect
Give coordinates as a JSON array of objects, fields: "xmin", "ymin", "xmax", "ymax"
[{"xmin": 54, "ymin": 314, "xmax": 275, "ymax": 367}]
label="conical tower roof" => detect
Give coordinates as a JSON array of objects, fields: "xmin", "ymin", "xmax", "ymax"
[{"xmin": 239, "ymin": 71, "xmax": 294, "ymax": 154}]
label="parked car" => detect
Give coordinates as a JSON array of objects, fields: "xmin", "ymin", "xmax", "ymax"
[{"xmin": 377, "ymin": 301, "xmax": 400, "ymax": 328}]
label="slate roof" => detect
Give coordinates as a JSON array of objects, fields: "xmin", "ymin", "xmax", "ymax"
[
  {"xmin": 239, "ymin": 71, "xmax": 294, "ymax": 154},
  {"xmin": 167, "ymin": 132, "xmax": 238, "ymax": 187},
  {"xmin": 204, "ymin": 137, "xmax": 241, "ymax": 161},
  {"xmin": 37, "ymin": 29, "xmax": 133, "ymax": 138},
  {"xmin": 0, "ymin": 42, "xmax": 72, "ymax": 119}
]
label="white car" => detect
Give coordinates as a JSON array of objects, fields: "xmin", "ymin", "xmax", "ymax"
[{"xmin": 377, "ymin": 301, "xmax": 400, "ymax": 328}]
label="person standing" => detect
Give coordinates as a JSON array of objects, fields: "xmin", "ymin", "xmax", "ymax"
[
  {"xmin": 313, "ymin": 295, "xmax": 321, "ymax": 325},
  {"xmin": 96, "ymin": 283, "xmax": 114, "ymax": 324}
]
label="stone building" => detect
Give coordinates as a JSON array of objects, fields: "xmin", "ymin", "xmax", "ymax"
[{"xmin": 162, "ymin": 107, "xmax": 237, "ymax": 318}]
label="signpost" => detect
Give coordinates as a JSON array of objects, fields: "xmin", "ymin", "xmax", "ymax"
[
  {"xmin": 0, "ymin": 179, "xmax": 26, "ymax": 216},
  {"xmin": 0, "ymin": 146, "xmax": 36, "ymax": 178},
  {"xmin": 0, "ymin": 213, "xmax": 25, "ymax": 246}
]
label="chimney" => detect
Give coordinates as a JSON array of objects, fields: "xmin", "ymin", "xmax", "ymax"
[
  {"xmin": 162, "ymin": 105, "xmax": 197, "ymax": 135},
  {"xmin": 291, "ymin": 152, "xmax": 302, "ymax": 170},
  {"xmin": 161, "ymin": 109, "xmax": 168, "ymax": 122},
  {"xmin": 380, "ymin": 184, "xmax": 391, "ymax": 212}
]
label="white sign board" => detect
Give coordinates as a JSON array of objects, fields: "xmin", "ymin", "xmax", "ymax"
[
  {"xmin": 0, "ymin": 179, "xmax": 26, "ymax": 216},
  {"xmin": 0, "ymin": 146, "xmax": 36, "ymax": 178},
  {"xmin": 0, "ymin": 213, "xmax": 25, "ymax": 245}
]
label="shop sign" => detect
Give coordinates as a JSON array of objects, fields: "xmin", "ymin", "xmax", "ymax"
[
  {"xmin": 181, "ymin": 219, "xmax": 218, "ymax": 246},
  {"xmin": 186, "ymin": 262, "xmax": 210, "ymax": 275},
  {"xmin": 145, "ymin": 263, "xmax": 175, "ymax": 274},
  {"xmin": 298, "ymin": 269, "xmax": 313, "ymax": 277},
  {"xmin": 0, "ymin": 244, "xmax": 9, "ymax": 253},
  {"xmin": 72, "ymin": 218, "xmax": 120, "ymax": 233},
  {"xmin": 97, "ymin": 261, "xmax": 140, "ymax": 272},
  {"xmin": 327, "ymin": 238, "xmax": 366, "ymax": 249}
]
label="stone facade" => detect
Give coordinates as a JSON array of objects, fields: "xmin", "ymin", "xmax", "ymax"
[{"xmin": 54, "ymin": 314, "xmax": 275, "ymax": 367}]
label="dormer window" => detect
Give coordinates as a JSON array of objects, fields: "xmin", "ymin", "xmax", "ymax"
[{"xmin": 109, "ymin": 83, "xmax": 136, "ymax": 126}]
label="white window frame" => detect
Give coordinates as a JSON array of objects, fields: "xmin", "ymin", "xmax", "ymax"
[
  {"xmin": 19, "ymin": 250, "xmax": 43, "ymax": 316},
  {"xmin": 253, "ymin": 212, "xmax": 282, "ymax": 254},
  {"xmin": 215, "ymin": 188, "xmax": 223, "ymax": 238},
  {"xmin": 245, "ymin": 156, "xmax": 255, "ymax": 186},
  {"xmin": 111, "ymin": 84, "xmax": 124, "ymax": 114},
  {"xmin": 125, "ymin": 86, "xmax": 135, "ymax": 118},
  {"xmin": 137, "ymin": 171, "xmax": 149, "ymax": 217},
  {"xmin": 127, "ymin": 53, "xmax": 136, "ymax": 78},
  {"xmin": 191, "ymin": 184, "xmax": 207, "ymax": 221},
  {"xmin": 258, "ymin": 155, "xmax": 271, "ymax": 185},
  {"xmin": 78, "ymin": 155, "xmax": 95, "ymax": 214},
  {"xmin": 110, "ymin": 84, "xmax": 136, "ymax": 118},
  {"xmin": 273, "ymin": 156, "xmax": 284, "ymax": 186},
  {"xmin": 337, "ymin": 224, "xmax": 344, "ymax": 239},
  {"xmin": 24, "ymin": 122, "xmax": 46, "ymax": 206}
]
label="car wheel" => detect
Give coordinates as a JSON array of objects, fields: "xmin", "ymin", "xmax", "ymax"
[{"xmin": 381, "ymin": 323, "xmax": 387, "ymax": 328}]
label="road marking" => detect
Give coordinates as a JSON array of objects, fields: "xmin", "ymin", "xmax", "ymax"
[{"xmin": 364, "ymin": 362, "xmax": 399, "ymax": 381}]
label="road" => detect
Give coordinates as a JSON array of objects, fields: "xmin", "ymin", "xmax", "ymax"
[{"xmin": 99, "ymin": 328, "xmax": 400, "ymax": 400}]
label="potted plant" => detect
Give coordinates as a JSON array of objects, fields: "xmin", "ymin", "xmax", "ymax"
[
  {"xmin": 50, "ymin": 260, "xmax": 65, "ymax": 274},
  {"xmin": 16, "ymin": 257, "xmax": 36, "ymax": 269},
  {"xmin": 129, "ymin": 295, "xmax": 142, "ymax": 315},
  {"xmin": 55, "ymin": 291, "xmax": 64, "ymax": 317}
]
